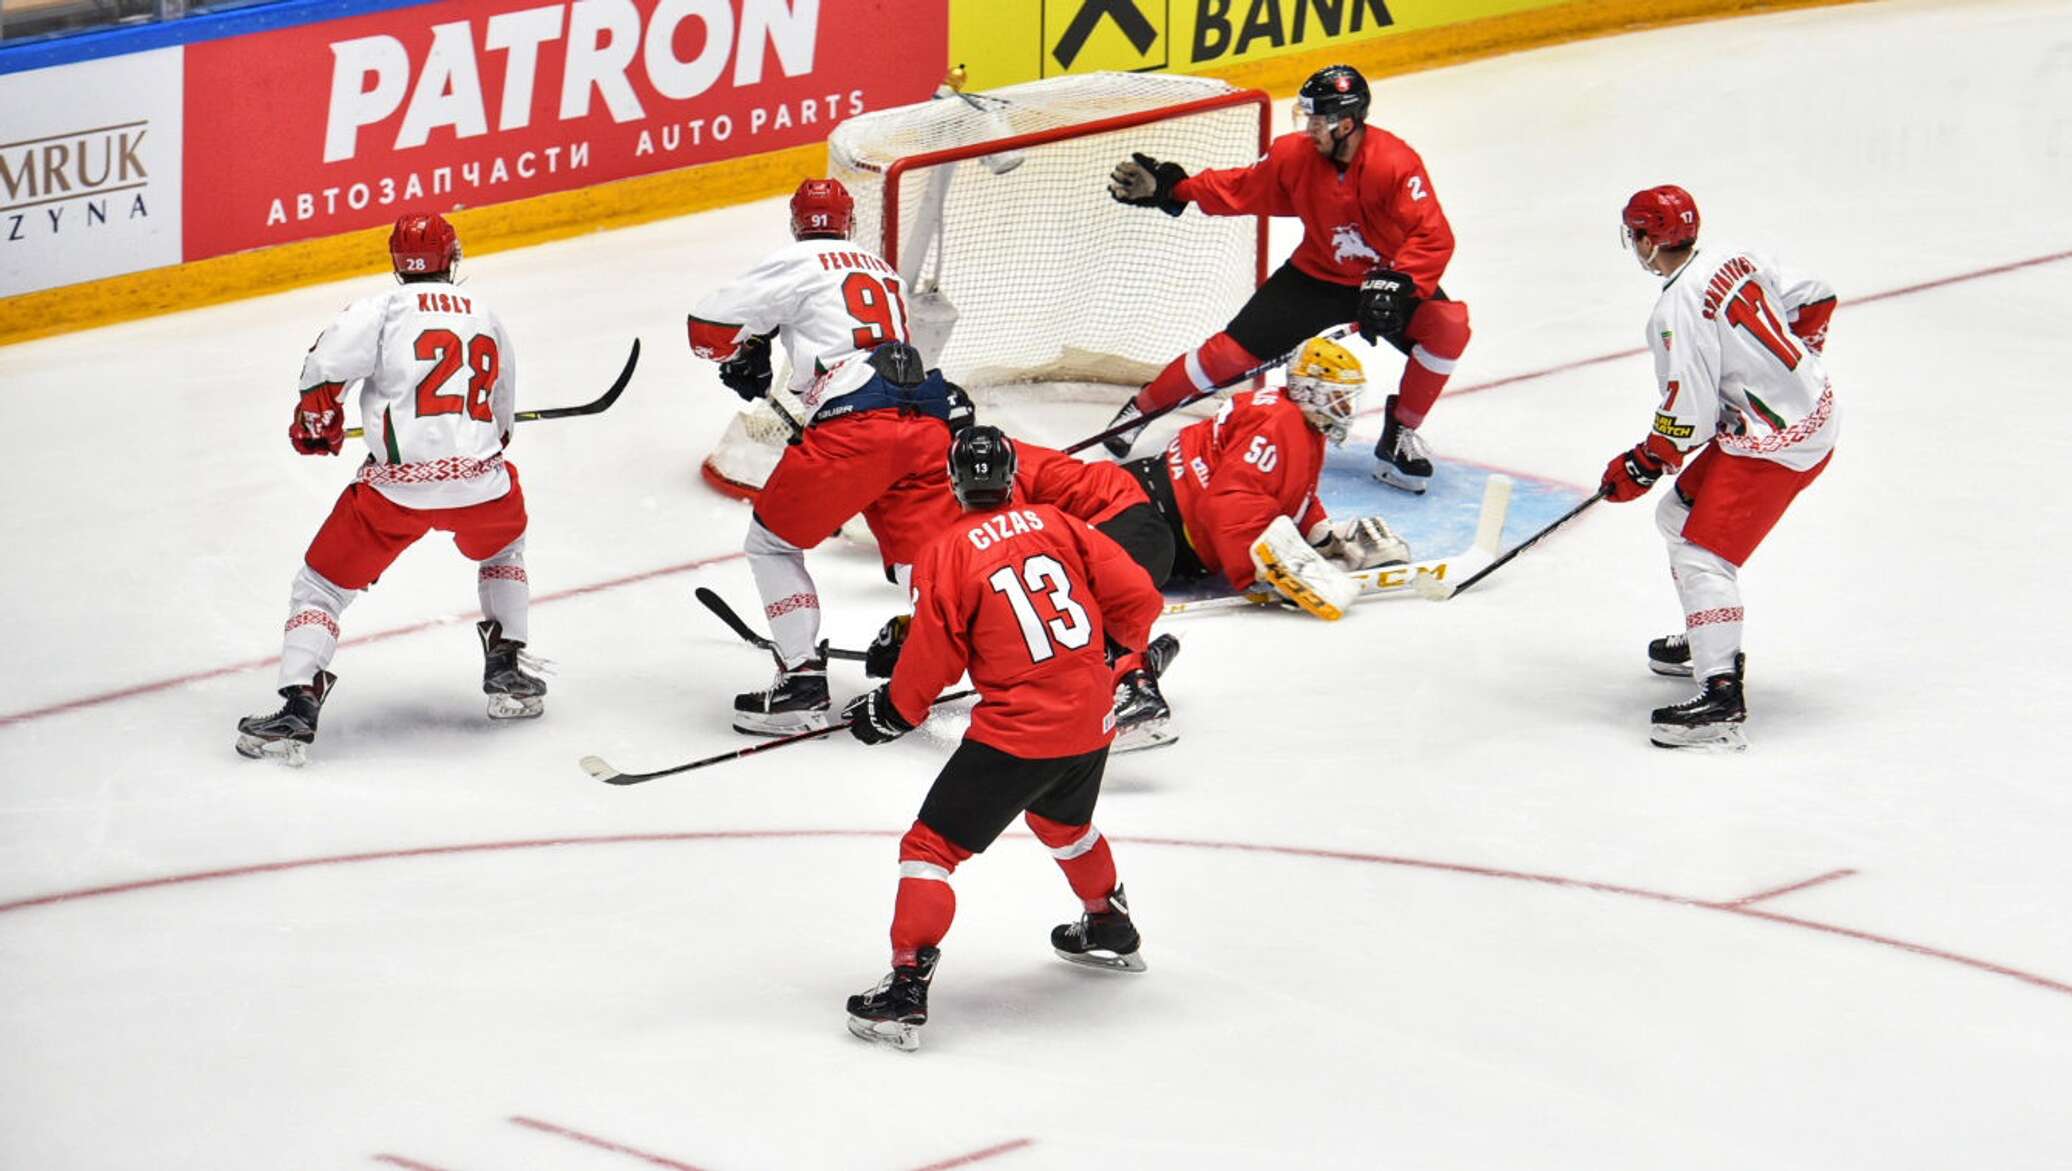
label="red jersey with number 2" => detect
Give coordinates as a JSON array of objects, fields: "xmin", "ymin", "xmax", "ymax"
[
  {"xmin": 1162, "ymin": 388, "xmax": 1329, "ymax": 592},
  {"xmin": 891, "ymin": 503, "xmax": 1163, "ymax": 759}
]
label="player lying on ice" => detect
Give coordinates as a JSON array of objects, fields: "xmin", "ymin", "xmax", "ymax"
[
  {"xmin": 688, "ymin": 179, "xmax": 966, "ymax": 736},
  {"xmin": 1102, "ymin": 63, "xmax": 1472, "ymax": 495},
  {"xmin": 236, "ymin": 213, "xmax": 546, "ymax": 766},
  {"xmin": 1114, "ymin": 334, "xmax": 1414, "ymax": 620},
  {"xmin": 841, "ymin": 426, "xmax": 1163, "ymax": 1052},
  {"xmin": 1601, "ymin": 185, "xmax": 1838, "ymax": 751}
]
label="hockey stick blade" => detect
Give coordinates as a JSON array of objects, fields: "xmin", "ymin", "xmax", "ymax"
[
  {"xmin": 694, "ymin": 587, "xmax": 870, "ymax": 662},
  {"xmin": 345, "ymin": 339, "xmax": 640, "ymax": 438},
  {"xmin": 585, "ymin": 687, "xmax": 979, "ymax": 785},
  {"xmin": 1064, "ymin": 323, "xmax": 1358, "ymax": 456},
  {"xmin": 1420, "ymin": 483, "xmax": 1609, "ymax": 602}
]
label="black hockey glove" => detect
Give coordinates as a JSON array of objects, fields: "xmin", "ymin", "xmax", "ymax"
[
  {"xmin": 717, "ymin": 333, "xmax": 774, "ymax": 401},
  {"xmin": 844, "ymin": 684, "xmax": 915, "ymax": 745},
  {"xmin": 864, "ymin": 614, "xmax": 912, "ymax": 679},
  {"xmin": 1108, "ymin": 152, "xmax": 1189, "ymax": 217},
  {"xmin": 944, "ymin": 380, "xmax": 976, "ymax": 435},
  {"xmin": 1356, "ymin": 268, "xmax": 1419, "ymax": 343}
]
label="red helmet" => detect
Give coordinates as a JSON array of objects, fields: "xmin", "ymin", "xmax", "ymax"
[
  {"xmin": 389, "ymin": 213, "xmax": 460, "ymax": 277},
  {"xmin": 1621, "ymin": 185, "xmax": 1700, "ymax": 249},
  {"xmin": 789, "ymin": 178, "xmax": 854, "ymax": 240}
]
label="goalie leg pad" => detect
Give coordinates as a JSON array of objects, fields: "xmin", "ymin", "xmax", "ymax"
[{"xmin": 1250, "ymin": 514, "xmax": 1359, "ymax": 621}]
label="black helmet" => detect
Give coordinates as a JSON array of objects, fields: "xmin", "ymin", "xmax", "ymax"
[
  {"xmin": 1298, "ymin": 64, "xmax": 1369, "ymax": 125},
  {"xmin": 947, "ymin": 425, "xmax": 1017, "ymax": 511},
  {"xmin": 867, "ymin": 340, "xmax": 926, "ymax": 387}
]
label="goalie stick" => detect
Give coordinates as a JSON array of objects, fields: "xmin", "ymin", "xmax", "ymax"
[
  {"xmin": 1063, "ymin": 323, "xmax": 1358, "ymax": 456},
  {"xmin": 581, "ymin": 688, "xmax": 979, "ymax": 785},
  {"xmin": 695, "ymin": 587, "xmax": 869, "ymax": 662},
  {"xmin": 1161, "ymin": 474, "xmax": 1512, "ymax": 618},
  {"xmin": 1412, "ymin": 483, "xmax": 1610, "ymax": 602},
  {"xmin": 345, "ymin": 338, "xmax": 641, "ymax": 439}
]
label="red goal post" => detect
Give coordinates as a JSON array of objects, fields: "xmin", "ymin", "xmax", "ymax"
[{"xmin": 701, "ymin": 73, "xmax": 1271, "ymax": 500}]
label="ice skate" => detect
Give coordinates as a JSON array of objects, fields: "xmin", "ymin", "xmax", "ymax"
[
  {"xmin": 844, "ymin": 946, "xmax": 939, "ymax": 1053},
  {"xmin": 477, "ymin": 620, "xmax": 546, "ymax": 720},
  {"xmin": 1647, "ymin": 633, "xmax": 1693, "ymax": 677},
  {"xmin": 1052, "ymin": 886, "xmax": 1146, "ymax": 972},
  {"xmin": 1101, "ymin": 399, "xmax": 1148, "ymax": 459},
  {"xmin": 1650, "ymin": 654, "xmax": 1747, "ymax": 751},
  {"xmin": 1371, "ymin": 395, "xmax": 1434, "ymax": 494},
  {"xmin": 733, "ymin": 654, "xmax": 830, "ymax": 735},
  {"xmin": 234, "ymin": 670, "xmax": 336, "ymax": 767},
  {"xmin": 1111, "ymin": 668, "xmax": 1176, "ymax": 754}
]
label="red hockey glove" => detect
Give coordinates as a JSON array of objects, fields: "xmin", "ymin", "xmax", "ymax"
[
  {"xmin": 1790, "ymin": 296, "xmax": 1836, "ymax": 354},
  {"xmin": 1601, "ymin": 435, "xmax": 1681, "ymax": 503},
  {"xmin": 289, "ymin": 382, "xmax": 345, "ymax": 456}
]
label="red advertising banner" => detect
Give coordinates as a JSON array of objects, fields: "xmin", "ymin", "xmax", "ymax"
[{"xmin": 182, "ymin": 0, "xmax": 944, "ymax": 261}]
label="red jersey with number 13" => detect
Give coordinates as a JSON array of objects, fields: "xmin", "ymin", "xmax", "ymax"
[{"xmin": 891, "ymin": 503, "xmax": 1163, "ymax": 758}]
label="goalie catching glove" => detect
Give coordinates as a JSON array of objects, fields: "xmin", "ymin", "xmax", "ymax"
[
  {"xmin": 1108, "ymin": 152, "xmax": 1189, "ymax": 217},
  {"xmin": 1250, "ymin": 514, "xmax": 1360, "ymax": 620},
  {"xmin": 1309, "ymin": 516, "xmax": 1411, "ymax": 571},
  {"xmin": 843, "ymin": 684, "xmax": 915, "ymax": 745},
  {"xmin": 717, "ymin": 332, "xmax": 775, "ymax": 401}
]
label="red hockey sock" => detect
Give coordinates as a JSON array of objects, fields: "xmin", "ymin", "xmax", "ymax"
[
  {"xmin": 1136, "ymin": 332, "xmax": 1261, "ymax": 413},
  {"xmin": 1025, "ymin": 812, "xmax": 1117, "ymax": 912},
  {"xmin": 890, "ymin": 820, "xmax": 970, "ymax": 966},
  {"xmin": 1394, "ymin": 300, "xmax": 1472, "ymax": 427}
]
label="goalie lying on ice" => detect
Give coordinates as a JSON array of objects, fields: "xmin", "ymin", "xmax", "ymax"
[{"xmin": 1115, "ymin": 335, "xmax": 1409, "ymax": 619}]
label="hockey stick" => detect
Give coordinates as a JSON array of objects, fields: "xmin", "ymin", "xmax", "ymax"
[
  {"xmin": 695, "ymin": 586, "xmax": 870, "ymax": 662},
  {"xmin": 1412, "ymin": 484, "xmax": 1610, "ymax": 602},
  {"xmin": 1160, "ymin": 474, "xmax": 1512, "ymax": 617},
  {"xmin": 581, "ymin": 687, "xmax": 979, "ymax": 785},
  {"xmin": 345, "ymin": 338, "xmax": 641, "ymax": 439},
  {"xmin": 1063, "ymin": 323, "xmax": 1359, "ymax": 456}
]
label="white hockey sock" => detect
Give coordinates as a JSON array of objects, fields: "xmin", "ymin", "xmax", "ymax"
[
  {"xmin": 745, "ymin": 519, "xmax": 821, "ymax": 668},
  {"xmin": 1657, "ymin": 489, "xmax": 1744, "ymax": 680},
  {"xmin": 278, "ymin": 565, "xmax": 357, "ymax": 689},
  {"xmin": 476, "ymin": 537, "xmax": 530, "ymax": 644}
]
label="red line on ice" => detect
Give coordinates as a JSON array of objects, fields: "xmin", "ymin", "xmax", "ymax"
[
  {"xmin": 906, "ymin": 1137, "xmax": 1036, "ymax": 1170},
  {"xmin": 1711, "ymin": 867, "xmax": 1857, "ymax": 908},
  {"xmin": 509, "ymin": 1115, "xmax": 712, "ymax": 1171},
  {"xmin": 372, "ymin": 1156, "xmax": 458, "ymax": 1171},
  {"xmin": 1, "ymin": 830, "xmax": 2065, "ymax": 1001}
]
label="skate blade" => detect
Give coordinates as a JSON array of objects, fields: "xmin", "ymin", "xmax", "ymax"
[
  {"xmin": 731, "ymin": 710, "xmax": 831, "ymax": 737},
  {"xmin": 1111, "ymin": 723, "xmax": 1179, "ymax": 754},
  {"xmin": 1054, "ymin": 947, "xmax": 1148, "ymax": 973},
  {"xmin": 487, "ymin": 694, "xmax": 545, "ymax": 720},
  {"xmin": 1648, "ymin": 662, "xmax": 1695, "ymax": 678},
  {"xmin": 1649, "ymin": 723, "xmax": 1748, "ymax": 752},
  {"xmin": 1371, "ymin": 466, "xmax": 1430, "ymax": 494},
  {"xmin": 845, "ymin": 1016, "xmax": 922, "ymax": 1052},
  {"xmin": 235, "ymin": 734, "xmax": 309, "ymax": 768}
]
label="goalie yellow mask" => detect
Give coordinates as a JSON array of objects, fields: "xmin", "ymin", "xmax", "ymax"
[{"xmin": 1285, "ymin": 335, "xmax": 1364, "ymax": 445}]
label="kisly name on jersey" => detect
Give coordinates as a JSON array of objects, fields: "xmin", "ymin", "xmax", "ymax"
[
  {"xmin": 1699, "ymin": 255, "xmax": 1759, "ymax": 320},
  {"xmin": 965, "ymin": 509, "xmax": 1048, "ymax": 551},
  {"xmin": 416, "ymin": 292, "xmax": 474, "ymax": 315}
]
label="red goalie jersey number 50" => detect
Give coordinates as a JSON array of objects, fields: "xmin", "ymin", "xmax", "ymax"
[{"xmin": 414, "ymin": 329, "xmax": 500, "ymax": 423}]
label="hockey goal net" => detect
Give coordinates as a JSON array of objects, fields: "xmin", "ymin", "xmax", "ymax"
[{"xmin": 702, "ymin": 71, "xmax": 1271, "ymax": 499}]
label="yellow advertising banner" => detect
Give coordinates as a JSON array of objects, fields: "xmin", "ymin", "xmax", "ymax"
[{"xmin": 951, "ymin": 0, "xmax": 1568, "ymax": 89}]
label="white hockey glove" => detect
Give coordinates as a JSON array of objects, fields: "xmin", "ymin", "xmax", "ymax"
[
  {"xmin": 1308, "ymin": 516, "xmax": 1411, "ymax": 571},
  {"xmin": 1250, "ymin": 514, "xmax": 1359, "ymax": 621}
]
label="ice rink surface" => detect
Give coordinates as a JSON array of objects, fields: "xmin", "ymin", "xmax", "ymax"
[{"xmin": 5, "ymin": 1, "xmax": 2072, "ymax": 1166}]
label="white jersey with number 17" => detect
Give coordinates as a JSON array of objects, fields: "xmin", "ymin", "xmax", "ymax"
[
  {"xmin": 299, "ymin": 280, "xmax": 516, "ymax": 510},
  {"xmin": 688, "ymin": 237, "xmax": 913, "ymax": 420},
  {"xmin": 1646, "ymin": 243, "xmax": 1838, "ymax": 472}
]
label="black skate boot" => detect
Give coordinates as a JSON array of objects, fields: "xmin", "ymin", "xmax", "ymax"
[
  {"xmin": 1372, "ymin": 394, "xmax": 1434, "ymax": 494},
  {"xmin": 235, "ymin": 670, "xmax": 337, "ymax": 767},
  {"xmin": 845, "ymin": 946, "xmax": 940, "ymax": 1052},
  {"xmin": 477, "ymin": 620, "xmax": 546, "ymax": 720},
  {"xmin": 1100, "ymin": 399, "xmax": 1148, "ymax": 459},
  {"xmin": 732, "ymin": 653, "xmax": 830, "ymax": 736},
  {"xmin": 1052, "ymin": 886, "xmax": 1147, "ymax": 973},
  {"xmin": 1650, "ymin": 653, "xmax": 1748, "ymax": 751},
  {"xmin": 1111, "ymin": 668, "xmax": 1175, "ymax": 754},
  {"xmin": 1648, "ymin": 633, "xmax": 1693, "ymax": 677}
]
